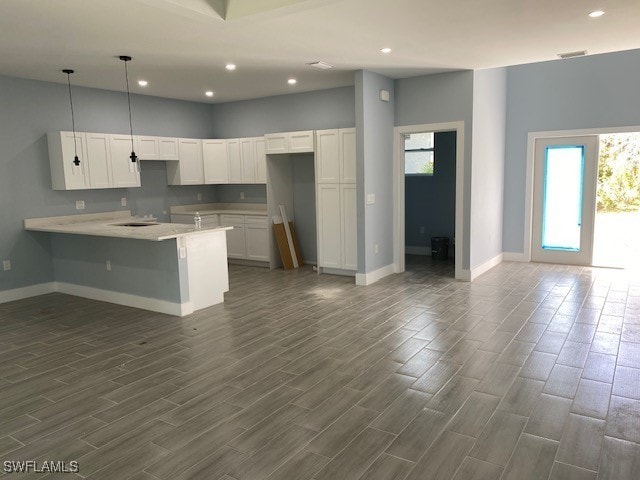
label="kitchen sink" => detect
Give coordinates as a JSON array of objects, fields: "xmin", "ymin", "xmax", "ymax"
[{"xmin": 111, "ymin": 222, "xmax": 159, "ymax": 227}]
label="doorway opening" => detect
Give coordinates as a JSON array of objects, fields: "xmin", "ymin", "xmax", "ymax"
[
  {"xmin": 592, "ymin": 132, "xmax": 640, "ymax": 270},
  {"xmin": 404, "ymin": 131, "xmax": 456, "ymax": 278}
]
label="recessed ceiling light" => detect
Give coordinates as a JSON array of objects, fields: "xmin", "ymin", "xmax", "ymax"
[
  {"xmin": 588, "ymin": 10, "xmax": 605, "ymax": 18},
  {"xmin": 138, "ymin": 80, "xmax": 148, "ymax": 87},
  {"xmin": 308, "ymin": 61, "xmax": 334, "ymax": 70},
  {"xmin": 288, "ymin": 78, "xmax": 297, "ymax": 85},
  {"xmin": 205, "ymin": 91, "xmax": 214, "ymax": 97},
  {"xmin": 380, "ymin": 47, "xmax": 392, "ymax": 54},
  {"xmin": 225, "ymin": 63, "xmax": 236, "ymax": 71}
]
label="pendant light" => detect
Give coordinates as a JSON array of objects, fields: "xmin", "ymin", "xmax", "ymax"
[
  {"xmin": 62, "ymin": 69, "xmax": 81, "ymax": 170},
  {"xmin": 119, "ymin": 55, "xmax": 139, "ymax": 169}
]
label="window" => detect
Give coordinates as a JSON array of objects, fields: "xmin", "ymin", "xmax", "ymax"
[{"xmin": 404, "ymin": 132, "xmax": 434, "ymax": 175}]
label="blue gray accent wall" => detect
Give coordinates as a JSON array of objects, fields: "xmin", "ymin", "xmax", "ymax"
[
  {"xmin": 215, "ymin": 185, "xmax": 267, "ymax": 204},
  {"xmin": 210, "ymin": 86, "xmax": 356, "ymax": 138},
  {"xmin": 471, "ymin": 68, "xmax": 507, "ymax": 269},
  {"xmin": 0, "ymin": 74, "xmax": 216, "ymax": 292},
  {"xmin": 405, "ymin": 132, "xmax": 456, "ymax": 250},
  {"xmin": 51, "ymin": 235, "xmax": 185, "ymax": 303},
  {"xmin": 292, "ymin": 155, "xmax": 317, "ymax": 263},
  {"xmin": 355, "ymin": 70, "xmax": 395, "ymax": 274},
  {"xmin": 395, "ymin": 71, "xmax": 474, "ymax": 270},
  {"xmin": 503, "ymin": 48, "xmax": 640, "ymax": 254}
]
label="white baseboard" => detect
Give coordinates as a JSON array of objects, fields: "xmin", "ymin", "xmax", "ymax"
[
  {"xmin": 0, "ymin": 282, "xmax": 56, "ymax": 304},
  {"xmin": 320, "ymin": 267, "xmax": 356, "ymax": 277},
  {"xmin": 355, "ymin": 264, "xmax": 395, "ymax": 286},
  {"xmin": 406, "ymin": 246, "xmax": 431, "ymax": 256},
  {"xmin": 503, "ymin": 252, "xmax": 529, "ymax": 262},
  {"xmin": 457, "ymin": 270, "xmax": 472, "ymax": 282},
  {"xmin": 55, "ymin": 282, "xmax": 193, "ymax": 317},
  {"xmin": 470, "ymin": 253, "xmax": 504, "ymax": 281}
]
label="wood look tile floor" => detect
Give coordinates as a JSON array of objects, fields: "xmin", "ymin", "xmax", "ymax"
[{"xmin": 1, "ymin": 256, "xmax": 640, "ymax": 479}]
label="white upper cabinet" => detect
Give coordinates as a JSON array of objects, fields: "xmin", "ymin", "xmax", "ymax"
[
  {"xmin": 240, "ymin": 137, "xmax": 256, "ymax": 184},
  {"xmin": 315, "ymin": 129, "xmax": 340, "ymax": 183},
  {"xmin": 340, "ymin": 128, "xmax": 356, "ymax": 183},
  {"xmin": 110, "ymin": 135, "xmax": 141, "ymax": 188},
  {"xmin": 315, "ymin": 128, "xmax": 356, "ymax": 184},
  {"xmin": 254, "ymin": 137, "xmax": 267, "ymax": 184},
  {"xmin": 203, "ymin": 139, "xmax": 228, "ymax": 184},
  {"xmin": 264, "ymin": 130, "xmax": 315, "ymax": 154},
  {"xmin": 85, "ymin": 133, "xmax": 112, "ymax": 189},
  {"xmin": 167, "ymin": 138, "xmax": 204, "ymax": 185},
  {"xmin": 48, "ymin": 131, "xmax": 89, "ymax": 190},
  {"xmin": 158, "ymin": 137, "xmax": 179, "ymax": 161},
  {"xmin": 227, "ymin": 139, "xmax": 242, "ymax": 184},
  {"xmin": 136, "ymin": 136, "xmax": 179, "ymax": 161},
  {"xmin": 136, "ymin": 136, "xmax": 159, "ymax": 160}
]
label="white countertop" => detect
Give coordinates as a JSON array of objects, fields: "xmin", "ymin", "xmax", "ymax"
[
  {"xmin": 24, "ymin": 211, "xmax": 231, "ymax": 242},
  {"xmin": 170, "ymin": 202, "xmax": 267, "ymax": 217}
]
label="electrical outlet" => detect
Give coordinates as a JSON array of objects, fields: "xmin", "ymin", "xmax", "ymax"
[
  {"xmin": 374, "ymin": 243, "xmax": 379, "ymax": 254},
  {"xmin": 2, "ymin": 260, "xmax": 11, "ymax": 271},
  {"xmin": 121, "ymin": 197, "xmax": 127, "ymax": 207},
  {"xmin": 75, "ymin": 200, "xmax": 85, "ymax": 210},
  {"xmin": 197, "ymin": 193, "xmax": 202, "ymax": 201},
  {"xmin": 419, "ymin": 226, "xmax": 425, "ymax": 234},
  {"xmin": 366, "ymin": 194, "xmax": 375, "ymax": 205},
  {"xmin": 106, "ymin": 260, "xmax": 111, "ymax": 271},
  {"xmin": 240, "ymin": 192, "xmax": 245, "ymax": 200}
]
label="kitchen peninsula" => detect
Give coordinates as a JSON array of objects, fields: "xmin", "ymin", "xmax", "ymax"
[{"xmin": 24, "ymin": 211, "xmax": 231, "ymax": 316}]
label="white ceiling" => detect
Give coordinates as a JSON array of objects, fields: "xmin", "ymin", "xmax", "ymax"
[{"xmin": 0, "ymin": 0, "xmax": 639, "ymax": 103}]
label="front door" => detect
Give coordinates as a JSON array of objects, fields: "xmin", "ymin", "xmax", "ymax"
[{"xmin": 531, "ymin": 136, "xmax": 598, "ymax": 265}]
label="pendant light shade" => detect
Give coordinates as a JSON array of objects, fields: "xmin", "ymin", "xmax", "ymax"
[
  {"xmin": 119, "ymin": 55, "xmax": 138, "ymax": 167},
  {"xmin": 62, "ymin": 69, "xmax": 81, "ymax": 168}
]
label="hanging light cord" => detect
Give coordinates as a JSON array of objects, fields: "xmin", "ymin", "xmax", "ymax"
[
  {"xmin": 64, "ymin": 70, "xmax": 80, "ymax": 166},
  {"xmin": 122, "ymin": 58, "xmax": 136, "ymax": 159}
]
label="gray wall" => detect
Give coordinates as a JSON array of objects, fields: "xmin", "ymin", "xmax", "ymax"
[
  {"xmin": 356, "ymin": 70, "xmax": 395, "ymax": 273},
  {"xmin": 504, "ymin": 48, "xmax": 640, "ymax": 254},
  {"xmin": 292, "ymin": 155, "xmax": 317, "ymax": 263},
  {"xmin": 216, "ymin": 184, "xmax": 267, "ymax": 204},
  {"xmin": 0, "ymin": 74, "xmax": 217, "ymax": 292},
  {"xmin": 210, "ymin": 86, "xmax": 356, "ymax": 137},
  {"xmin": 395, "ymin": 71, "xmax": 474, "ymax": 270},
  {"xmin": 470, "ymin": 68, "xmax": 507, "ymax": 268},
  {"xmin": 405, "ymin": 132, "xmax": 456, "ymax": 249}
]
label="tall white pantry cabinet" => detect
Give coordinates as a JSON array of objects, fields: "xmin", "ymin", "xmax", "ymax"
[{"xmin": 315, "ymin": 128, "xmax": 357, "ymax": 272}]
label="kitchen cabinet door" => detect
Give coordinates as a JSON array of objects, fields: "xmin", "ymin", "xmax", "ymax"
[
  {"xmin": 158, "ymin": 137, "xmax": 179, "ymax": 160},
  {"xmin": 315, "ymin": 129, "xmax": 340, "ymax": 183},
  {"xmin": 226, "ymin": 225, "xmax": 246, "ymax": 259},
  {"xmin": 227, "ymin": 139, "xmax": 242, "ymax": 184},
  {"xmin": 245, "ymin": 224, "xmax": 269, "ymax": 261},
  {"xmin": 340, "ymin": 128, "xmax": 357, "ymax": 184},
  {"xmin": 240, "ymin": 137, "xmax": 256, "ymax": 183},
  {"xmin": 340, "ymin": 184, "xmax": 357, "ymax": 270},
  {"xmin": 137, "ymin": 136, "xmax": 159, "ymax": 160},
  {"xmin": 289, "ymin": 130, "xmax": 314, "ymax": 153},
  {"xmin": 176, "ymin": 139, "xmax": 204, "ymax": 185},
  {"xmin": 110, "ymin": 135, "xmax": 141, "ymax": 188},
  {"xmin": 254, "ymin": 137, "xmax": 267, "ymax": 184},
  {"xmin": 48, "ymin": 131, "xmax": 89, "ymax": 190},
  {"xmin": 317, "ymin": 184, "xmax": 342, "ymax": 269},
  {"xmin": 203, "ymin": 139, "xmax": 228, "ymax": 184},
  {"xmin": 264, "ymin": 133, "xmax": 288, "ymax": 154},
  {"xmin": 85, "ymin": 133, "xmax": 112, "ymax": 189}
]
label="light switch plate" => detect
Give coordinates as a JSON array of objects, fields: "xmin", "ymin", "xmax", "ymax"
[
  {"xmin": 75, "ymin": 200, "xmax": 85, "ymax": 210},
  {"xmin": 197, "ymin": 193, "xmax": 202, "ymax": 201},
  {"xmin": 121, "ymin": 197, "xmax": 127, "ymax": 207},
  {"xmin": 2, "ymin": 260, "xmax": 10, "ymax": 271},
  {"xmin": 366, "ymin": 194, "xmax": 375, "ymax": 205},
  {"xmin": 179, "ymin": 247, "xmax": 187, "ymax": 259}
]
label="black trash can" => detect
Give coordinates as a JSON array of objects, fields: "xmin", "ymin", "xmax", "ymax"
[{"xmin": 431, "ymin": 237, "xmax": 449, "ymax": 260}]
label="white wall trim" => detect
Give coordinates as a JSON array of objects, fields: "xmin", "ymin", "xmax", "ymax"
[
  {"xmin": 54, "ymin": 282, "xmax": 193, "ymax": 317},
  {"xmin": 523, "ymin": 125, "xmax": 640, "ymax": 263},
  {"xmin": 0, "ymin": 282, "xmax": 56, "ymax": 304},
  {"xmin": 405, "ymin": 246, "xmax": 431, "ymax": 256},
  {"xmin": 470, "ymin": 253, "xmax": 503, "ymax": 281},
  {"xmin": 393, "ymin": 121, "xmax": 465, "ymax": 280},
  {"xmin": 356, "ymin": 263, "xmax": 395, "ymax": 286},
  {"xmin": 458, "ymin": 270, "xmax": 471, "ymax": 282},
  {"xmin": 503, "ymin": 252, "xmax": 529, "ymax": 262}
]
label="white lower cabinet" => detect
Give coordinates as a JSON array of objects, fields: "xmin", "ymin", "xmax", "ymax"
[
  {"xmin": 245, "ymin": 216, "xmax": 269, "ymax": 261},
  {"xmin": 317, "ymin": 183, "xmax": 357, "ymax": 271},
  {"xmin": 225, "ymin": 224, "xmax": 246, "ymax": 259}
]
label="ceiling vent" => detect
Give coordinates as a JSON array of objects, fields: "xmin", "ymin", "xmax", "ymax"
[
  {"xmin": 558, "ymin": 50, "xmax": 587, "ymax": 59},
  {"xmin": 307, "ymin": 61, "xmax": 334, "ymax": 70}
]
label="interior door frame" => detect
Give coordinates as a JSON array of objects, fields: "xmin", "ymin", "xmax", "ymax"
[
  {"xmin": 393, "ymin": 121, "xmax": 465, "ymax": 280},
  {"xmin": 523, "ymin": 125, "xmax": 640, "ymax": 262}
]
